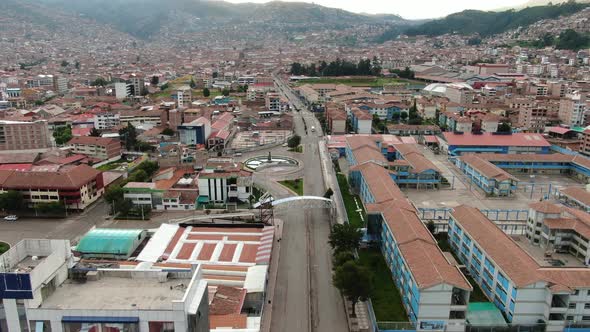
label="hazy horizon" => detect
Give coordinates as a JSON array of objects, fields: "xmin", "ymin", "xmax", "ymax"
[{"xmin": 222, "ymin": 0, "xmax": 531, "ymax": 19}]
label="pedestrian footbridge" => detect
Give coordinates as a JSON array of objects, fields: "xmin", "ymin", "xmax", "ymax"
[{"xmin": 253, "ymin": 196, "xmax": 333, "ymax": 209}]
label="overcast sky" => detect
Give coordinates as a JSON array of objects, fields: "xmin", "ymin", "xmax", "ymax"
[{"xmin": 224, "ymin": 0, "xmax": 532, "ymax": 19}]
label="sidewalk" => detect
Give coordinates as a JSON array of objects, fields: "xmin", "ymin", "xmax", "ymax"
[{"xmin": 318, "ymin": 139, "xmax": 347, "ymax": 225}]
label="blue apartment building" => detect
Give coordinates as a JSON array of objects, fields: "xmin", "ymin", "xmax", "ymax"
[
  {"xmin": 442, "ymin": 132, "xmax": 552, "ymax": 156},
  {"xmin": 453, "ymin": 154, "xmax": 518, "ymax": 196},
  {"xmin": 449, "ymin": 205, "xmax": 590, "ymax": 332},
  {"xmin": 345, "ymin": 135, "xmax": 443, "ymax": 188},
  {"xmin": 352, "ymin": 162, "xmax": 472, "ymax": 332}
]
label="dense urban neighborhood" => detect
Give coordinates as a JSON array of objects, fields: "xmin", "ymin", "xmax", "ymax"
[{"xmin": 5, "ymin": 1, "xmax": 590, "ymax": 332}]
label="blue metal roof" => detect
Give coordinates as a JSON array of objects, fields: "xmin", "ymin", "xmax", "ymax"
[{"xmin": 62, "ymin": 316, "xmax": 139, "ymax": 323}]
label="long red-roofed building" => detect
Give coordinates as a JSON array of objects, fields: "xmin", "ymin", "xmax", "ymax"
[{"xmin": 0, "ymin": 164, "xmax": 104, "ymax": 210}]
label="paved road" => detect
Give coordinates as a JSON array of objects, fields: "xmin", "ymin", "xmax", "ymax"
[
  {"xmin": 267, "ymin": 74, "xmax": 348, "ymax": 332},
  {"xmin": 0, "ymin": 199, "xmax": 110, "ymax": 246}
]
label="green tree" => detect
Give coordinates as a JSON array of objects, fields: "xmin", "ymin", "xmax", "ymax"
[
  {"xmin": 36, "ymin": 202, "xmax": 65, "ymax": 214},
  {"xmin": 332, "ymin": 250, "xmax": 355, "ymax": 268},
  {"xmin": 115, "ymin": 199, "xmax": 134, "ymax": 217},
  {"xmin": 119, "ymin": 123, "xmax": 138, "ymax": 151},
  {"xmin": 0, "ymin": 190, "xmax": 24, "ymax": 211},
  {"xmin": 556, "ymin": 29, "xmax": 590, "ymax": 50},
  {"xmin": 89, "ymin": 127, "xmax": 102, "ymax": 137},
  {"xmin": 150, "ymin": 76, "xmax": 159, "ymax": 86},
  {"xmin": 60, "ymin": 60, "xmax": 69, "ymax": 67},
  {"xmin": 324, "ymin": 188, "xmax": 334, "ymax": 198},
  {"xmin": 160, "ymin": 83, "xmax": 169, "ymax": 91},
  {"xmin": 287, "ymin": 135, "xmax": 301, "ymax": 148},
  {"xmin": 74, "ymin": 61, "xmax": 80, "ymax": 70},
  {"xmin": 130, "ymin": 169, "xmax": 148, "ymax": 182},
  {"xmin": 203, "ymin": 88, "xmax": 211, "ymax": 97},
  {"xmin": 400, "ymin": 112, "xmax": 408, "ymax": 122},
  {"xmin": 135, "ymin": 141, "xmax": 155, "ymax": 152},
  {"xmin": 190, "ymin": 78, "xmax": 197, "ymax": 89},
  {"xmin": 134, "ymin": 160, "xmax": 159, "ymax": 177},
  {"xmin": 104, "ymin": 186, "xmax": 124, "ymax": 204},
  {"xmin": 333, "ymin": 260, "xmax": 374, "ymax": 316},
  {"xmin": 161, "ymin": 128, "xmax": 174, "ymax": 136},
  {"xmin": 92, "ymin": 77, "xmax": 108, "ymax": 87},
  {"xmin": 53, "ymin": 125, "xmax": 73, "ymax": 145},
  {"xmin": 498, "ymin": 122, "xmax": 512, "ymax": 133},
  {"xmin": 222, "ymin": 88, "xmax": 230, "ymax": 97},
  {"xmin": 370, "ymin": 56, "xmax": 382, "ymax": 76},
  {"xmin": 328, "ymin": 223, "xmax": 363, "ymax": 253}
]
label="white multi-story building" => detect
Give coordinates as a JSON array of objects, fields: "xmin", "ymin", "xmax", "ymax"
[
  {"xmin": 197, "ymin": 160, "xmax": 253, "ymax": 205},
  {"xmin": 265, "ymin": 92, "xmax": 281, "ymax": 112},
  {"xmin": 52, "ymin": 76, "xmax": 69, "ymax": 94},
  {"xmin": 175, "ymin": 86, "xmax": 192, "ymax": 108},
  {"xmin": 123, "ymin": 182, "xmax": 160, "ymax": 207},
  {"xmin": 93, "ymin": 112, "xmax": 121, "ymax": 130},
  {"xmin": 559, "ymin": 92, "xmax": 588, "ymax": 127},
  {"xmin": 129, "ymin": 76, "xmax": 145, "ymax": 97},
  {"xmin": 0, "ymin": 239, "xmax": 210, "ymax": 332},
  {"xmin": 114, "ymin": 82, "xmax": 129, "ymax": 100},
  {"xmin": 26, "ymin": 75, "xmax": 54, "ymax": 88}
]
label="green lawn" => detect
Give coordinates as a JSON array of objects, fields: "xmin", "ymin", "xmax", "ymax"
[
  {"xmin": 97, "ymin": 161, "xmax": 126, "ymax": 171},
  {"xmin": 336, "ymin": 173, "xmax": 366, "ymax": 229},
  {"xmin": 150, "ymin": 87, "xmax": 223, "ymax": 100},
  {"xmin": 279, "ymin": 179, "xmax": 304, "ymax": 196},
  {"xmin": 296, "ymin": 77, "xmax": 422, "ymax": 87},
  {"xmin": 288, "ymin": 145, "xmax": 303, "ymax": 153},
  {"xmin": 358, "ymin": 248, "xmax": 408, "ymax": 322},
  {"xmin": 0, "ymin": 242, "xmax": 9, "ymax": 255}
]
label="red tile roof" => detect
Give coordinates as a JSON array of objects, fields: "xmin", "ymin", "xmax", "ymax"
[
  {"xmin": 0, "ymin": 164, "xmax": 101, "ymax": 190},
  {"xmin": 561, "ymin": 187, "xmax": 590, "ymax": 207},
  {"xmin": 443, "ymin": 132, "xmax": 550, "ymax": 147},
  {"xmin": 451, "ymin": 205, "xmax": 543, "ymax": 287},
  {"xmin": 209, "ymin": 314, "xmax": 248, "ymax": 329},
  {"xmin": 357, "ymin": 162, "xmax": 470, "ymax": 290},
  {"xmin": 68, "ymin": 136, "xmax": 119, "ymax": 146}
]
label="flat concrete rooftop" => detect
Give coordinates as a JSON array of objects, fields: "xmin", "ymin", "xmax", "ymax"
[
  {"xmin": 14, "ymin": 256, "xmax": 47, "ymax": 273},
  {"xmin": 40, "ymin": 275, "xmax": 188, "ymax": 311},
  {"xmin": 514, "ymin": 235, "xmax": 587, "ymax": 268}
]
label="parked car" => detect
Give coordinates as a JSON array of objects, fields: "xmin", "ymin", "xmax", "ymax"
[{"xmin": 4, "ymin": 215, "xmax": 18, "ymax": 222}]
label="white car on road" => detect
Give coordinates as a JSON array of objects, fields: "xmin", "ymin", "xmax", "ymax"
[{"xmin": 4, "ymin": 215, "xmax": 18, "ymax": 222}]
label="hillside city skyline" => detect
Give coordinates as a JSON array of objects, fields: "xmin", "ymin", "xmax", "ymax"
[{"xmin": 2, "ymin": 0, "xmax": 590, "ymax": 332}]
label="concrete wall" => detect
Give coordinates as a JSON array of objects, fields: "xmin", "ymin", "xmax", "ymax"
[{"xmin": 512, "ymin": 283, "xmax": 549, "ymax": 324}]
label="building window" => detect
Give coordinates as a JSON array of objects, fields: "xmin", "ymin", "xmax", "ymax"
[
  {"xmin": 583, "ymin": 316, "xmax": 590, "ymax": 321},
  {"xmin": 31, "ymin": 321, "xmax": 52, "ymax": 332},
  {"xmin": 567, "ymin": 315, "xmax": 575, "ymax": 321},
  {"xmin": 585, "ymin": 303, "xmax": 590, "ymax": 309},
  {"xmin": 148, "ymin": 322, "xmax": 174, "ymax": 332},
  {"xmin": 570, "ymin": 303, "xmax": 577, "ymax": 309}
]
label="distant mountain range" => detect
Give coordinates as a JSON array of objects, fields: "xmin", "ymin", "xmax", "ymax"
[
  {"xmin": 25, "ymin": 0, "xmax": 405, "ymax": 40},
  {"xmin": 500, "ymin": 0, "xmax": 590, "ymax": 10},
  {"xmin": 3, "ymin": 0, "xmax": 589, "ymax": 45},
  {"xmin": 376, "ymin": 1, "xmax": 590, "ymax": 41}
]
